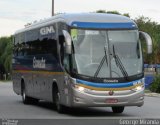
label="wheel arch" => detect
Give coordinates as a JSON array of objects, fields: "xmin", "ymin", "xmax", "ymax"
[{"xmin": 52, "ymin": 79, "xmax": 59, "ymax": 103}]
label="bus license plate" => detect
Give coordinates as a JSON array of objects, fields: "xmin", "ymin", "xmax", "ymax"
[{"xmin": 106, "ymin": 99, "xmax": 118, "ymax": 103}]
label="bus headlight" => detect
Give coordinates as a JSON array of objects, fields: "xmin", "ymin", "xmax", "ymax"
[
  {"xmin": 132, "ymin": 84, "xmax": 144, "ymax": 91},
  {"xmin": 75, "ymin": 85, "xmax": 85, "ymax": 92},
  {"xmin": 135, "ymin": 85, "xmax": 143, "ymax": 91},
  {"xmin": 132, "ymin": 79, "xmax": 144, "ymax": 91},
  {"xmin": 77, "ymin": 86, "xmax": 85, "ymax": 92}
]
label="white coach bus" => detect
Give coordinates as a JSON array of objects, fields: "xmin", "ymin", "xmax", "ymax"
[{"xmin": 12, "ymin": 13, "xmax": 152, "ymax": 113}]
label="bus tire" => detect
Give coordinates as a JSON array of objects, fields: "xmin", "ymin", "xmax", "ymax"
[
  {"xmin": 53, "ymin": 85, "xmax": 65, "ymax": 113},
  {"xmin": 21, "ymin": 82, "xmax": 38, "ymax": 104},
  {"xmin": 55, "ymin": 91, "xmax": 65, "ymax": 113},
  {"xmin": 112, "ymin": 106, "xmax": 124, "ymax": 113}
]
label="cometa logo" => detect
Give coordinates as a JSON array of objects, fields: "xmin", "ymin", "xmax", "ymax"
[
  {"xmin": 33, "ymin": 57, "xmax": 46, "ymax": 69},
  {"xmin": 103, "ymin": 79, "xmax": 118, "ymax": 83},
  {"xmin": 40, "ymin": 26, "xmax": 55, "ymax": 35}
]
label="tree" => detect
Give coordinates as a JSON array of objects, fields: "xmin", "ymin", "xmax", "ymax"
[
  {"xmin": 106, "ymin": 10, "xmax": 121, "ymax": 15},
  {"xmin": 0, "ymin": 64, "xmax": 5, "ymax": 79},
  {"xmin": 96, "ymin": 10, "xmax": 106, "ymax": 13},
  {"xmin": 0, "ymin": 36, "xmax": 12, "ymax": 80},
  {"xmin": 135, "ymin": 16, "xmax": 160, "ymax": 63},
  {"xmin": 95, "ymin": 10, "xmax": 130, "ymax": 17}
]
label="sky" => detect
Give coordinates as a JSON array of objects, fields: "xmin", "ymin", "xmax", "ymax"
[{"xmin": 0, "ymin": 0, "xmax": 160, "ymax": 37}]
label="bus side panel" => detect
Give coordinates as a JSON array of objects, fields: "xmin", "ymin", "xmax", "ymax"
[
  {"xmin": 12, "ymin": 55, "xmax": 34, "ymax": 97},
  {"xmin": 54, "ymin": 74, "xmax": 65, "ymax": 104},
  {"xmin": 23, "ymin": 72, "xmax": 34, "ymax": 97},
  {"xmin": 30, "ymin": 54, "xmax": 65, "ymax": 101},
  {"xmin": 12, "ymin": 71, "xmax": 21, "ymax": 95},
  {"xmin": 37, "ymin": 73, "xmax": 65, "ymax": 102}
]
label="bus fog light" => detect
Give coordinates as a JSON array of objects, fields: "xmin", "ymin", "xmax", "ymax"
[
  {"xmin": 140, "ymin": 96, "xmax": 144, "ymax": 100},
  {"xmin": 74, "ymin": 97, "xmax": 80, "ymax": 102}
]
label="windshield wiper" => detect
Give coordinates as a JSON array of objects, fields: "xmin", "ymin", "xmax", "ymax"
[
  {"xmin": 113, "ymin": 45, "xmax": 129, "ymax": 80},
  {"xmin": 94, "ymin": 47, "xmax": 108, "ymax": 77}
]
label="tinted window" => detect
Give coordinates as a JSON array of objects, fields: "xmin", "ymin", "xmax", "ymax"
[{"xmin": 14, "ymin": 24, "xmax": 58, "ymax": 60}]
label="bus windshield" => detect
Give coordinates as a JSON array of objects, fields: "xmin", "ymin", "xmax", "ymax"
[{"xmin": 71, "ymin": 29, "xmax": 143, "ymax": 79}]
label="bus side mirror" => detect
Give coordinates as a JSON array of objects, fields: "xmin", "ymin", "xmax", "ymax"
[
  {"xmin": 139, "ymin": 31, "xmax": 152, "ymax": 54},
  {"xmin": 63, "ymin": 30, "xmax": 72, "ymax": 54}
]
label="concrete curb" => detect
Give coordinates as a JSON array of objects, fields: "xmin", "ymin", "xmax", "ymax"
[{"xmin": 145, "ymin": 93, "xmax": 160, "ymax": 97}]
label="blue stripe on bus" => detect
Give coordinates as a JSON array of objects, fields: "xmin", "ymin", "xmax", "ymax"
[
  {"xmin": 76, "ymin": 79, "xmax": 140, "ymax": 88},
  {"xmin": 71, "ymin": 22, "xmax": 137, "ymax": 29}
]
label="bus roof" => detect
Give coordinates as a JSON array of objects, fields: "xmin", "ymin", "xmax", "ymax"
[{"xmin": 14, "ymin": 13, "xmax": 137, "ymax": 35}]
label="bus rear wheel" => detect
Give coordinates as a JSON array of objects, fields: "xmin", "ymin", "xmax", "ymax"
[
  {"xmin": 112, "ymin": 106, "xmax": 124, "ymax": 113},
  {"xmin": 21, "ymin": 83, "xmax": 38, "ymax": 104}
]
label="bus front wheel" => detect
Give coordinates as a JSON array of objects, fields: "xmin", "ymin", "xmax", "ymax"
[
  {"xmin": 54, "ymin": 89, "xmax": 66, "ymax": 113},
  {"xmin": 112, "ymin": 106, "xmax": 124, "ymax": 113}
]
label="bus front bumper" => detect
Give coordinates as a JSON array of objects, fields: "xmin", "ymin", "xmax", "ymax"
[{"xmin": 71, "ymin": 87, "xmax": 144, "ymax": 107}]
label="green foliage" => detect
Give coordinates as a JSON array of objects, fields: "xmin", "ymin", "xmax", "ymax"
[
  {"xmin": 149, "ymin": 75, "xmax": 160, "ymax": 93},
  {"xmin": 106, "ymin": 11, "xmax": 121, "ymax": 15},
  {"xmin": 95, "ymin": 10, "xmax": 130, "ymax": 17},
  {"xmin": 135, "ymin": 16, "xmax": 160, "ymax": 63},
  {"xmin": 96, "ymin": 10, "xmax": 120, "ymax": 15},
  {"xmin": 0, "ymin": 36, "xmax": 12, "ymax": 75},
  {"xmin": 96, "ymin": 10, "xmax": 107, "ymax": 13},
  {"xmin": 123, "ymin": 13, "xmax": 130, "ymax": 18}
]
